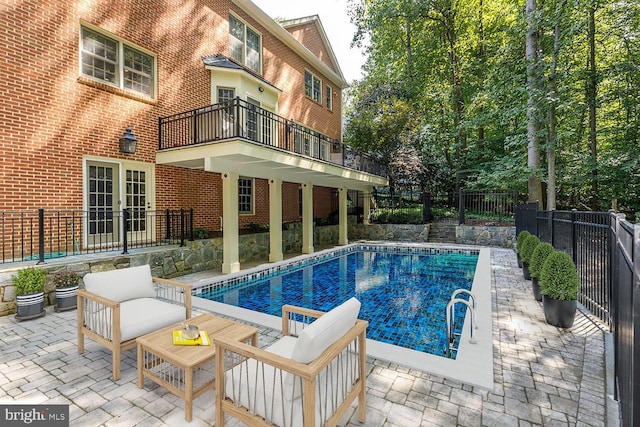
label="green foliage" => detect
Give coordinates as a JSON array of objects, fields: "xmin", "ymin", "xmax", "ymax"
[
  {"xmin": 520, "ymin": 235, "xmax": 540, "ymax": 263},
  {"xmin": 192, "ymin": 227, "xmax": 209, "ymax": 239},
  {"xmin": 371, "ymin": 207, "xmax": 423, "ymax": 224},
  {"xmin": 539, "ymin": 250, "xmax": 580, "ymax": 300},
  {"xmin": 528, "ymin": 243, "xmax": 555, "ymax": 279},
  {"xmin": 12, "ymin": 267, "xmax": 48, "ymax": 296},
  {"xmin": 52, "ymin": 271, "xmax": 80, "ymax": 289},
  {"xmin": 516, "ymin": 231, "xmax": 532, "ymax": 254},
  {"xmin": 247, "ymin": 223, "xmax": 269, "ymax": 233}
]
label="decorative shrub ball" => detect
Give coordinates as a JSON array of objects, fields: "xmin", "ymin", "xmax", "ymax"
[
  {"xmin": 520, "ymin": 235, "xmax": 540, "ymax": 264},
  {"xmin": 516, "ymin": 231, "xmax": 532, "ymax": 254},
  {"xmin": 539, "ymin": 250, "xmax": 580, "ymax": 300},
  {"xmin": 529, "ymin": 243, "xmax": 555, "ymax": 279}
]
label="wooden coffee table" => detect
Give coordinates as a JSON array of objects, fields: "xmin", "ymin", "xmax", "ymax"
[{"xmin": 136, "ymin": 313, "xmax": 258, "ymax": 422}]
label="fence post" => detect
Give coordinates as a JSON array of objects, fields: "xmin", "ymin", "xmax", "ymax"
[
  {"xmin": 235, "ymin": 97, "xmax": 241, "ymax": 137},
  {"xmin": 458, "ymin": 191, "xmax": 465, "ymax": 225},
  {"xmin": 550, "ymin": 210, "xmax": 555, "ymax": 247},
  {"xmin": 189, "ymin": 208, "xmax": 194, "ymax": 241},
  {"xmin": 180, "ymin": 208, "xmax": 185, "ymax": 247},
  {"xmin": 37, "ymin": 208, "xmax": 45, "ymax": 265},
  {"xmin": 165, "ymin": 209, "xmax": 171, "ymax": 241},
  {"xmin": 571, "ymin": 209, "xmax": 577, "ymax": 265},
  {"xmin": 422, "ymin": 193, "xmax": 432, "ymax": 223},
  {"xmin": 157, "ymin": 116, "xmax": 162, "ymax": 149},
  {"xmin": 122, "ymin": 209, "xmax": 129, "ymax": 255}
]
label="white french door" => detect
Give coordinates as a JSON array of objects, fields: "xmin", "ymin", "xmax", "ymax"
[{"xmin": 84, "ymin": 159, "xmax": 154, "ymax": 247}]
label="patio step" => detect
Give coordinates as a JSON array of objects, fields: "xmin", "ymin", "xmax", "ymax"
[{"xmin": 428, "ymin": 222, "xmax": 457, "ymax": 243}]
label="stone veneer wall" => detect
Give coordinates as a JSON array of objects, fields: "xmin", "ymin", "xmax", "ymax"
[{"xmin": 0, "ymin": 222, "xmax": 514, "ymax": 316}]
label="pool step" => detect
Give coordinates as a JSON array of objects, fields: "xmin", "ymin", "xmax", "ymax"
[{"xmin": 428, "ymin": 222, "xmax": 457, "ymax": 243}]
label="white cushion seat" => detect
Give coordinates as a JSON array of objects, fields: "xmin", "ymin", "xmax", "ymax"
[{"xmin": 119, "ymin": 298, "xmax": 187, "ymax": 342}]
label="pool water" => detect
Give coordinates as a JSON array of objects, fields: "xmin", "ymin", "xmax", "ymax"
[{"xmin": 197, "ymin": 249, "xmax": 479, "ymax": 358}]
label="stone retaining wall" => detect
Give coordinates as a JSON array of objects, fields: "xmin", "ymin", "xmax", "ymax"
[{"xmin": 0, "ymin": 222, "xmax": 514, "ymax": 316}]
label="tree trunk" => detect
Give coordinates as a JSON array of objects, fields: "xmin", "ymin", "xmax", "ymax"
[
  {"xmin": 588, "ymin": 3, "xmax": 598, "ymax": 210},
  {"xmin": 547, "ymin": 20, "xmax": 561, "ymax": 211},
  {"xmin": 526, "ymin": 0, "xmax": 543, "ymax": 203}
]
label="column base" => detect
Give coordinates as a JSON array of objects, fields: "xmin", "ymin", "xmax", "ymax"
[{"xmin": 222, "ymin": 262, "xmax": 241, "ymax": 274}]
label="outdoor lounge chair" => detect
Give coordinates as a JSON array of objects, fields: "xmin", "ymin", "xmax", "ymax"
[
  {"xmin": 77, "ymin": 265, "xmax": 192, "ymax": 380},
  {"xmin": 213, "ymin": 297, "xmax": 368, "ymax": 427}
]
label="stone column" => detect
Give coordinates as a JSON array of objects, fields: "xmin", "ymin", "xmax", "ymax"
[
  {"xmin": 363, "ymin": 189, "xmax": 372, "ymax": 225},
  {"xmin": 301, "ymin": 183, "xmax": 314, "ymax": 254},
  {"xmin": 339, "ymin": 187, "xmax": 348, "ymax": 245},
  {"xmin": 222, "ymin": 172, "xmax": 240, "ymax": 274},
  {"xmin": 269, "ymin": 178, "xmax": 283, "ymax": 262}
]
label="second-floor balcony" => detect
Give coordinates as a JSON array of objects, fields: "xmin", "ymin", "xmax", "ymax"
[{"xmin": 157, "ymin": 98, "xmax": 388, "ymax": 189}]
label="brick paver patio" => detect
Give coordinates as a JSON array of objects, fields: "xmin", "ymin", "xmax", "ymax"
[{"xmin": 0, "ymin": 248, "xmax": 617, "ymax": 426}]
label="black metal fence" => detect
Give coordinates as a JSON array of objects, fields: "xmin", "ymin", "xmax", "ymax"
[
  {"xmin": 158, "ymin": 97, "xmax": 387, "ymax": 177},
  {"xmin": 516, "ymin": 203, "xmax": 639, "ymax": 426},
  {"xmin": 0, "ymin": 208, "xmax": 194, "ymax": 264},
  {"xmin": 367, "ymin": 189, "xmax": 518, "ymax": 225}
]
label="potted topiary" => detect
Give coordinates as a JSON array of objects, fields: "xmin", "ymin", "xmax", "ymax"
[
  {"xmin": 12, "ymin": 266, "xmax": 48, "ymax": 320},
  {"xmin": 515, "ymin": 230, "xmax": 531, "ymax": 268},
  {"xmin": 519, "ymin": 234, "xmax": 540, "ymax": 280},
  {"xmin": 52, "ymin": 270, "xmax": 81, "ymax": 312},
  {"xmin": 539, "ymin": 250, "xmax": 580, "ymax": 328},
  {"xmin": 528, "ymin": 242, "xmax": 554, "ymax": 302}
]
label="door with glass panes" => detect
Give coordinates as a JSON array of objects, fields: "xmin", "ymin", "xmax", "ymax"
[{"xmin": 85, "ymin": 160, "xmax": 154, "ymax": 247}]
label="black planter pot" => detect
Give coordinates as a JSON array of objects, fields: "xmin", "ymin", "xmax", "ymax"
[
  {"xmin": 15, "ymin": 292, "xmax": 46, "ymax": 320},
  {"xmin": 54, "ymin": 286, "xmax": 78, "ymax": 312},
  {"xmin": 522, "ymin": 262, "xmax": 532, "ymax": 280},
  {"xmin": 516, "ymin": 252, "xmax": 523, "ymax": 268},
  {"xmin": 543, "ymin": 296, "xmax": 577, "ymax": 328},
  {"xmin": 531, "ymin": 277, "xmax": 542, "ymax": 301}
]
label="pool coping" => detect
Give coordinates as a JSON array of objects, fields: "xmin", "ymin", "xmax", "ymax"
[{"xmin": 192, "ymin": 242, "xmax": 494, "ymax": 390}]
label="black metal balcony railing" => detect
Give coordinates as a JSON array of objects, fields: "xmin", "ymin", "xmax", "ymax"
[
  {"xmin": 0, "ymin": 208, "xmax": 193, "ymax": 264},
  {"xmin": 158, "ymin": 97, "xmax": 387, "ymax": 178}
]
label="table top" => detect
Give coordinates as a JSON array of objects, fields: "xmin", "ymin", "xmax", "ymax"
[{"xmin": 136, "ymin": 313, "xmax": 258, "ymax": 367}]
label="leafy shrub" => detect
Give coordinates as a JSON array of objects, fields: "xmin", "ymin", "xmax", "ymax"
[
  {"xmin": 520, "ymin": 235, "xmax": 540, "ymax": 263},
  {"xmin": 528, "ymin": 243, "xmax": 554, "ymax": 279},
  {"xmin": 12, "ymin": 267, "xmax": 48, "ymax": 295},
  {"xmin": 247, "ymin": 223, "xmax": 269, "ymax": 233},
  {"xmin": 52, "ymin": 271, "xmax": 81, "ymax": 289},
  {"xmin": 516, "ymin": 231, "xmax": 531, "ymax": 254},
  {"xmin": 192, "ymin": 227, "xmax": 209, "ymax": 239},
  {"xmin": 539, "ymin": 250, "xmax": 580, "ymax": 300}
]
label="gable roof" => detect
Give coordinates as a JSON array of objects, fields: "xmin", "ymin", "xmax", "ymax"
[
  {"xmin": 232, "ymin": 0, "xmax": 348, "ymax": 89},
  {"xmin": 278, "ymin": 15, "xmax": 342, "ymax": 78}
]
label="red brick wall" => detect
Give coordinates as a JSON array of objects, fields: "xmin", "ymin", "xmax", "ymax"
[{"xmin": 0, "ymin": 0, "xmax": 338, "ymax": 232}]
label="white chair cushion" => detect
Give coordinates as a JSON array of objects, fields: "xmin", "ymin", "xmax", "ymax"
[
  {"xmin": 291, "ymin": 297, "xmax": 361, "ymax": 364},
  {"xmin": 119, "ymin": 298, "xmax": 186, "ymax": 342},
  {"xmin": 84, "ymin": 265, "xmax": 155, "ymax": 303}
]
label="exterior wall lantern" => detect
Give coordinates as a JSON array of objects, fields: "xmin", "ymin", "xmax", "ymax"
[{"xmin": 119, "ymin": 127, "xmax": 137, "ymax": 154}]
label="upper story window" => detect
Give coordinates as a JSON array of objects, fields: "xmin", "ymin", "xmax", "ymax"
[
  {"xmin": 229, "ymin": 14, "xmax": 261, "ymax": 73},
  {"xmin": 325, "ymin": 85, "xmax": 333, "ymax": 110},
  {"xmin": 81, "ymin": 25, "xmax": 156, "ymax": 98},
  {"xmin": 304, "ymin": 70, "xmax": 321, "ymax": 103}
]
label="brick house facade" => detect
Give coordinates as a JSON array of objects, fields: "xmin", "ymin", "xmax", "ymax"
[{"xmin": 0, "ymin": 0, "xmax": 345, "ymax": 240}]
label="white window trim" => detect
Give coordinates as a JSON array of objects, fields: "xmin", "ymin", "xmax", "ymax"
[
  {"xmin": 229, "ymin": 13, "xmax": 263, "ymax": 74},
  {"xmin": 325, "ymin": 84, "xmax": 333, "ymax": 110},
  {"xmin": 305, "ymin": 69, "xmax": 322, "ymax": 104},
  {"xmin": 238, "ymin": 176, "xmax": 255, "ymax": 215},
  {"xmin": 79, "ymin": 20, "xmax": 157, "ymax": 100}
]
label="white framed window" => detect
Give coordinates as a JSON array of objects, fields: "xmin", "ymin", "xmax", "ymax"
[
  {"xmin": 304, "ymin": 70, "xmax": 322, "ymax": 103},
  {"xmin": 238, "ymin": 177, "xmax": 254, "ymax": 214},
  {"xmin": 229, "ymin": 14, "xmax": 262, "ymax": 73},
  {"xmin": 80, "ymin": 24, "xmax": 156, "ymax": 98},
  {"xmin": 325, "ymin": 85, "xmax": 333, "ymax": 110}
]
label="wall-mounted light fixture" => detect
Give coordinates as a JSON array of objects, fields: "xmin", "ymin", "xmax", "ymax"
[
  {"xmin": 258, "ymin": 86, "xmax": 265, "ymax": 93},
  {"xmin": 119, "ymin": 127, "xmax": 137, "ymax": 154}
]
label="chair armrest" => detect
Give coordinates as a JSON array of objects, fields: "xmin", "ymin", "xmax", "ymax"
[
  {"xmin": 281, "ymin": 304, "xmax": 326, "ymax": 336},
  {"xmin": 152, "ymin": 277, "xmax": 192, "ymax": 319},
  {"xmin": 76, "ymin": 289, "xmax": 119, "ymax": 309},
  {"xmin": 76, "ymin": 289, "xmax": 120, "ymax": 343}
]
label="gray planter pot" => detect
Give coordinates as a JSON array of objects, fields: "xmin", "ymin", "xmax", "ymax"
[
  {"xmin": 516, "ymin": 252, "xmax": 522, "ymax": 268},
  {"xmin": 532, "ymin": 277, "xmax": 542, "ymax": 301},
  {"xmin": 15, "ymin": 292, "xmax": 45, "ymax": 320},
  {"xmin": 543, "ymin": 296, "xmax": 577, "ymax": 328},
  {"xmin": 54, "ymin": 286, "xmax": 78, "ymax": 312},
  {"xmin": 522, "ymin": 262, "xmax": 532, "ymax": 280}
]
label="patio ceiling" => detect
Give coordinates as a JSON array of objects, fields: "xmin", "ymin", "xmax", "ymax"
[{"xmin": 155, "ymin": 139, "xmax": 388, "ymax": 191}]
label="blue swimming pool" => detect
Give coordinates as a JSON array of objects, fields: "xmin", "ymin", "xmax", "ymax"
[{"xmin": 196, "ymin": 245, "xmax": 479, "ymax": 358}]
